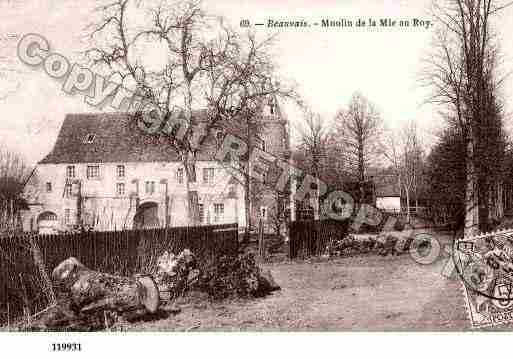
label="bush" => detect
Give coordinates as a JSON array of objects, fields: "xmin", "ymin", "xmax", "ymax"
[
  {"xmin": 326, "ymin": 233, "xmax": 414, "ymax": 258},
  {"xmin": 194, "ymin": 253, "xmax": 262, "ymax": 300}
]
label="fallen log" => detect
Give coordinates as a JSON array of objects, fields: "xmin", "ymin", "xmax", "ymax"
[
  {"xmin": 27, "ymin": 258, "xmax": 160, "ymax": 330},
  {"xmin": 52, "ymin": 257, "xmax": 160, "ymax": 315}
]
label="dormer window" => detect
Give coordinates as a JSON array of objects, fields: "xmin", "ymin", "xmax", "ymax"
[{"xmin": 84, "ymin": 133, "xmax": 96, "ymax": 144}]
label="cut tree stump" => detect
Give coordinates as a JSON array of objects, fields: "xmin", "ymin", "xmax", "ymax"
[
  {"xmin": 52, "ymin": 257, "xmax": 160, "ymax": 315},
  {"xmin": 29, "ymin": 257, "xmax": 160, "ymax": 330}
]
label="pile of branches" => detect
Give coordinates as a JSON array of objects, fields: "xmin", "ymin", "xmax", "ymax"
[
  {"xmin": 326, "ymin": 234, "xmax": 414, "ymax": 257},
  {"xmin": 193, "ymin": 253, "xmax": 280, "ymax": 300},
  {"xmin": 154, "ymin": 250, "xmax": 280, "ymax": 301}
]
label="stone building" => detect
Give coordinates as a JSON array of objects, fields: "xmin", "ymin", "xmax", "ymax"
[{"xmin": 22, "ymin": 101, "xmax": 290, "ymax": 234}]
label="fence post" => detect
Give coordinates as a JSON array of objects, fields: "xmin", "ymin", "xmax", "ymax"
[{"xmin": 258, "ymin": 219, "xmax": 265, "ymax": 259}]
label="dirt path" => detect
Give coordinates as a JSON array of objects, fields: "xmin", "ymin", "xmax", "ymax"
[{"xmin": 133, "ymin": 252, "xmax": 474, "ymax": 331}]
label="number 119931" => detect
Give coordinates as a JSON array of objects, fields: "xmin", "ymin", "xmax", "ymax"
[{"xmin": 51, "ymin": 343, "xmax": 82, "ymax": 352}]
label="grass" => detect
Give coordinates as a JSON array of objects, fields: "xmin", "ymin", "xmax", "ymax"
[{"xmin": 129, "ymin": 230, "xmax": 482, "ymax": 331}]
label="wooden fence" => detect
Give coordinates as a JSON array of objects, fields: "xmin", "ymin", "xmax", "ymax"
[
  {"xmin": 289, "ymin": 219, "xmax": 349, "ymax": 259},
  {"xmin": 0, "ymin": 224, "xmax": 238, "ymax": 327}
]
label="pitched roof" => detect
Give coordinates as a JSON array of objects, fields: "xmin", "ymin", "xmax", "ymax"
[{"xmin": 39, "ymin": 112, "xmax": 222, "ymax": 164}]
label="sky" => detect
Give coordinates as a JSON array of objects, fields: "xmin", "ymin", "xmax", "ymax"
[{"xmin": 2, "ymin": 0, "xmax": 513, "ymax": 164}]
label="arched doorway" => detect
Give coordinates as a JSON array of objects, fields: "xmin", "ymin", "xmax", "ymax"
[
  {"xmin": 37, "ymin": 211, "xmax": 59, "ymax": 234},
  {"xmin": 133, "ymin": 202, "xmax": 159, "ymax": 229}
]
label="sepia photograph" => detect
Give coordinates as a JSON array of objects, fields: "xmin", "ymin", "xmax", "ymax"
[{"xmin": 2, "ymin": 0, "xmax": 513, "ymax": 356}]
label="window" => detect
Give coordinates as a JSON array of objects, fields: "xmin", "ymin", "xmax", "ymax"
[
  {"xmin": 198, "ymin": 203, "xmax": 204, "ymax": 224},
  {"xmin": 116, "ymin": 183, "xmax": 125, "ymax": 196},
  {"xmin": 145, "ymin": 181, "xmax": 155, "ymax": 194},
  {"xmin": 45, "ymin": 182, "xmax": 52, "ymax": 192},
  {"xmin": 255, "ymin": 137, "xmax": 266, "ymax": 152},
  {"xmin": 84, "ymin": 133, "xmax": 96, "ymax": 143},
  {"xmin": 87, "ymin": 165, "xmax": 100, "ymax": 179},
  {"xmin": 260, "ymin": 206, "xmax": 268, "ymax": 220},
  {"xmin": 177, "ymin": 168, "xmax": 184, "ymax": 184},
  {"xmin": 230, "ymin": 160, "xmax": 240, "ymax": 170},
  {"xmin": 66, "ymin": 165, "xmax": 75, "ymax": 178},
  {"xmin": 64, "ymin": 209, "xmax": 71, "ymax": 225},
  {"xmin": 213, "ymin": 203, "xmax": 224, "ymax": 223},
  {"xmin": 64, "ymin": 183, "xmax": 73, "ymax": 197},
  {"xmin": 203, "ymin": 167, "xmax": 215, "ymax": 184},
  {"xmin": 189, "ymin": 165, "xmax": 197, "ymax": 183},
  {"xmin": 269, "ymin": 98, "xmax": 275, "ymax": 114},
  {"xmin": 117, "ymin": 165, "xmax": 125, "ymax": 178},
  {"xmin": 216, "ymin": 131, "xmax": 224, "ymax": 143}
]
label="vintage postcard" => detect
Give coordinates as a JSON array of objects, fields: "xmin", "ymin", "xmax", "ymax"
[{"xmin": 1, "ymin": 0, "xmax": 513, "ymax": 357}]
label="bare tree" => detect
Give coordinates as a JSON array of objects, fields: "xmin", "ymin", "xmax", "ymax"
[
  {"xmin": 216, "ymin": 125, "xmax": 265, "ymax": 243},
  {"xmin": 297, "ymin": 111, "xmax": 330, "ymax": 180},
  {"xmin": 422, "ymin": 0, "xmax": 510, "ymax": 236},
  {"xmin": 384, "ymin": 120, "xmax": 424, "ymax": 223},
  {"xmin": 0, "ymin": 35, "xmax": 23, "ymax": 102},
  {"xmin": 295, "ymin": 110, "xmax": 333, "ymax": 219},
  {"xmin": 333, "ymin": 91, "xmax": 382, "ymax": 203},
  {"xmin": 86, "ymin": 0, "xmax": 294, "ymax": 225},
  {"xmin": 0, "ymin": 146, "xmax": 31, "ymax": 234}
]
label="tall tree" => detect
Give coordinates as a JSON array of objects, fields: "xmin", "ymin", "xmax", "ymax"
[
  {"xmin": 384, "ymin": 120, "xmax": 425, "ymax": 223},
  {"xmin": 0, "ymin": 146, "xmax": 30, "ymax": 234},
  {"xmin": 296, "ymin": 110, "xmax": 332, "ymax": 219},
  {"xmin": 424, "ymin": 127, "xmax": 467, "ymax": 227},
  {"xmin": 422, "ymin": 0, "xmax": 509, "ymax": 236},
  {"xmin": 333, "ymin": 92, "xmax": 382, "ymax": 203}
]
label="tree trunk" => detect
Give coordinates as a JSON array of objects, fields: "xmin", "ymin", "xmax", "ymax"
[
  {"xmin": 243, "ymin": 172, "xmax": 252, "ymax": 244},
  {"xmin": 464, "ymin": 133, "xmax": 480, "ymax": 237},
  {"xmin": 183, "ymin": 150, "xmax": 199, "ymax": 225},
  {"xmin": 243, "ymin": 122, "xmax": 253, "ymax": 244},
  {"xmin": 405, "ymin": 188, "xmax": 411, "ymax": 224},
  {"xmin": 53, "ymin": 258, "xmax": 159, "ymax": 313},
  {"xmin": 28, "ymin": 234, "xmax": 56, "ymax": 306},
  {"xmin": 497, "ymin": 181, "xmax": 504, "ymax": 219},
  {"xmin": 358, "ymin": 136, "xmax": 365, "ymax": 204},
  {"xmin": 183, "ymin": 77, "xmax": 199, "ymax": 226},
  {"xmin": 32, "ymin": 258, "xmax": 160, "ymax": 330}
]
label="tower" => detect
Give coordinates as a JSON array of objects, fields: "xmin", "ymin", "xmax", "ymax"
[
  {"xmin": 258, "ymin": 95, "xmax": 290, "ymax": 160},
  {"xmin": 251, "ymin": 95, "xmax": 291, "ymax": 234}
]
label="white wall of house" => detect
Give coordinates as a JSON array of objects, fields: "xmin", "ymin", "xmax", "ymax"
[
  {"xmin": 22, "ymin": 161, "xmax": 245, "ymax": 233},
  {"xmin": 376, "ymin": 196, "xmax": 401, "ymax": 213}
]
